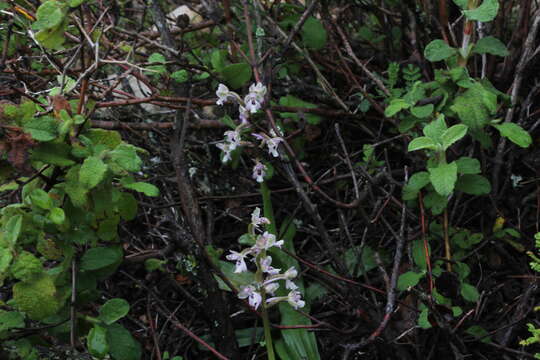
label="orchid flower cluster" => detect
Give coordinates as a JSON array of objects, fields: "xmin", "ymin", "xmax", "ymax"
[
  {"xmin": 215, "ymin": 83, "xmax": 284, "ymax": 183},
  {"xmin": 226, "ymin": 208, "xmax": 305, "ymax": 311}
]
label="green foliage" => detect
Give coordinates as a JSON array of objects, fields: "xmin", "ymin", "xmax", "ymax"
[
  {"xmin": 424, "ymin": 40, "xmax": 456, "ymax": 62},
  {"xmin": 12, "ymin": 274, "xmax": 62, "ymax": 320},
  {"xmin": 98, "ymin": 298, "xmax": 130, "ymax": 325},
  {"xmin": 473, "ymin": 36, "xmax": 509, "ymax": 56},
  {"xmin": 10, "ymin": 251, "xmax": 43, "ymax": 281},
  {"xmin": 463, "ymin": 0, "xmax": 499, "ymax": 22}
]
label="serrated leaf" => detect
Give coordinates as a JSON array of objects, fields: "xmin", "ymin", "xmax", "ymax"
[
  {"xmin": 492, "ymin": 122, "xmax": 532, "ymax": 148},
  {"xmin": 456, "ymin": 157, "xmax": 481, "ymax": 174},
  {"xmin": 23, "ymin": 116, "xmax": 58, "ymax": 141},
  {"xmin": 411, "ymin": 104, "xmax": 434, "ymax": 118},
  {"xmin": 88, "ymin": 325, "xmax": 109, "ymax": 359},
  {"xmin": 463, "ymin": 0, "xmax": 499, "ymax": 22},
  {"xmin": 385, "ymin": 99, "xmax": 410, "ymax": 117},
  {"xmin": 122, "ymin": 182, "xmax": 159, "ymax": 197},
  {"xmin": 456, "ymin": 174, "xmax": 491, "ymax": 195},
  {"xmin": 428, "ymin": 162, "xmax": 458, "ymax": 196},
  {"xmin": 32, "ymin": 0, "xmax": 66, "ymax": 31},
  {"xmin": 451, "ymin": 83, "xmax": 496, "ymax": 130},
  {"xmin": 0, "ymin": 311, "xmax": 25, "ymax": 332},
  {"xmin": 397, "ymin": 271, "xmax": 424, "ymax": 291},
  {"xmin": 221, "ymin": 63, "xmax": 252, "ymax": 89},
  {"xmin": 441, "ymin": 124, "xmax": 468, "ymax": 150},
  {"xmin": 424, "ymin": 39, "xmax": 456, "ymax": 62},
  {"xmin": 461, "ymin": 282, "xmax": 480, "ymax": 302},
  {"xmin": 301, "ymin": 17, "xmax": 327, "ymax": 50},
  {"xmin": 408, "ymin": 136, "xmax": 437, "ymax": 152},
  {"xmin": 423, "ymin": 115, "xmax": 448, "ymax": 141},
  {"xmin": 474, "ymin": 36, "xmax": 509, "ymax": 56},
  {"xmin": 99, "ymin": 298, "xmax": 130, "ymax": 325},
  {"xmin": 106, "ymin": 323, "xmax": 142, "ymax": 360},
  {"xmin": 403, "ymin": 171, "xmax": 430, "ymax": 200},
  {"xmin": 31, "ymin": 143, "xmax": 75, "ymax": 166},
  {"xmin": 85, "ymin": 129, "xmax": 122, "ymax": 150},
  {"xmin": 80, "ymin": 157, "xmax": 108, "ymax": 190},
  {"xmin": 109, "ymin": 144, "xmax": 142, "ymax": 172},
  {"xmin": 81, "ymin": 247, "xmax": 122, "ymax": 271}
]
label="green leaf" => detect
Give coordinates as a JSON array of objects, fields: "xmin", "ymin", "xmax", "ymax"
[
  {"xmin": 210, "ymin": 50, "xmax": 227, "ymax": 72},
  {"xmin": 451, "ymin": 83, "xmax": 496, "ymax": 130},
  {"xmin": 117, "ymin": 193, "xmax": 138, "ymax": 221},
  {"xmin": 35, "ymin": 19, "xmax": 68, "ymax": 50},
  {"xmin": 455, "ymin": 174, "xmax": 491, "ymax": 195},
  {"xmin": 424, "ymin": 40, "xmax": 456, "ymax": 62},
  {"xmin": 454, "ymin": 262, "xmax": 470, "ymax": 281},
  {"xmin": 32, "ymin": 0, "xmax": 67, "ymax": 31},
  {"xmin": 408, "ymin": 136, "xmax": 437, "ymax": 152},
  {"xmin": 423, "ymin": 115, "xmax": 448, "ymax": 140},
  {"xmin": 88, "ymin": 325, "xmax": 109, "ymax": 359},
  {"xmin": 441, "ymin": 124, "xmax": 468, "ymax": 150},
  {"xmin": 80, "ymin": 157, "xmax": 108, "ymax": 190},
  {"xmin": 418, "ymin": 307, "xmax": 432, "ymax": 329},
  {"xmin": 49, "ymin": 207, "xmax": 66, "ymax": 225},
  {"xmin": 31, "ymin": 143, "xmax": 75, "ymax": 166},
  {"xmin": 109, "ymin": 144, "xmax": 142, "ymax": 172},
  {"xmin": 385, "ymin": 99, "xmax": 410, "ymax": 117},
  {"xmin": 456, "ymin": 157, "xmax": 481, "ymax": 174},
  {"xmin": 403, "ymin": 171, "xmax": 430, "ymax": 200},
  {"xmin": 99, "ymin": 298, "xmax": 130, "ymax": 325},
  {"xmin": 0, "ymin": 251, "xmax": 13, "ymax": 275},
  {"xmin": 461, "ymin": 282, "xmax": 480, "ymax": 302},
  {"xmin": 11, "ymin": 251, "xmax": 43, "ymax": 282},
  {"xmin": 68, "ymin": 0, "xmax": 86, "ymax": 7},
  {"xmin": 492, "ymin": 122, "xmax": 532, "ymax": 148},
  {"xmin": 171, "ymin": 70, "xmax": 188, "ymax": 83},
  {"xmin": 106, "ymin": 323, "xmax": 142, "ymax": 360},
  {"xmin": 81, "ymin": 247, "xmax": 123, "ymax": 271},
  {"xmin": 221, "ymin": 63, "xmax": 252, "ymax": 89},
  {"xmin": 301, "ymin": 17, "xmax": 327, "ymax": 50},
  {"xmin": 29, "ymin": 189, "xmax": 53, "ymax": 209},
  {"xmin": 122, "ymin": 182, "xmax": 159, "ymax": 197},
  {"xmin": 452, "ymin": 0, "xmax": 468, "ymax": 9},
  {"xmin": 4, "ymin": 215, "xmax": 23, "ymax": 247},
  {"xmin": 85, "ymin": 129, "xmax": 122, "ymax": 150},
  {"xmin": 97, "ymin": 216, "xmax": 119, "ymax": 242},
  {"xmin": 428, "ymin": 161, "xmax": 458, "ymax": 196},
  {"xmin": 0, "ymin": 311, "xmax": 25, "ymax": 332},
  {"xmin": 473, "ymin": 36, "xmax": 509, "ymax": 56},
  {"xmin": 411, "ymin": 104, "xmax": 434, "ymax": 118},
  {"xmin": 466, "ymin": 325, "xmax": 492, "ymax": 343},
  {"xmin": 23, "ymin": 116, "xmax": 58, "ymax": 141},
  {"xmin": 12, "ymin": 274, "xmax": 61, "ymax": 320},
  {"xmin": 424, "ymin": 192, "xmax": 448, "ymax": 215},
  {"xmin": 397, "ymin": 271, "xmax": 424, "ymax": 291},
  {"xmin": 463, "ymin": 0, "xmax": 499, "ymax": 22},
  {"xmin": 278, "ymin": 95, "xmax": 322, "ymax": 124}
]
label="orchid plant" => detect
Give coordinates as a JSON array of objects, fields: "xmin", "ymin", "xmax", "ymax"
[
  {"xmin": 225, "ymin": 207, "xmax": 304, "ymax": 359},
  {"xmin": 215, "ymin": 82, "xmax": 284, "ymax": 182}
]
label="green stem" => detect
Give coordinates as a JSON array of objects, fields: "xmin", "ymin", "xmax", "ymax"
[{"xmin": 261, "ymin": 299, "xmax": 275, "ymax": 360}]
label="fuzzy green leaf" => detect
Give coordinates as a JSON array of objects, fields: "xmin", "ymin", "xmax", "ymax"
[
  {"xmin": 423, "ymin": 115, "xmax": 448, "ymax": 141},
  {"xmin": 99, "ymin": 298, "xmax": 130, "ymax": 325},
  {"xmin": 492, "ymin": 122, "xmax": 532, "ymax": 148},
  {"xmin": 31, "ymin": 143, "xmax": 75, "ymax": 166},
  {"xmin": 4, "ymin": 215, "xmax": 23, "ymax": 247},
  {"xmin": 32, "ymin": 0, "xmax": 67, "ymax": 31},
  {"xmin": 428, "ymin": 162, "xmax": 458, "ymax": 196},
  {"xmin": 424, "ymin": 40, "xmax": 456, "ymax": 62},
  {"xmin": 80, "ymin": 157, "xmax": 108, "ymax": 190},
  {"xmin": 474, "ymin": 36, "xmax": 509, "ymax": 56},
  {"xmin": 456, "ymin": 174, "xmax": 491, "ymax": 195},
  {"xmin": 23, "ymin": 116, "xmax": 58, "ymax": 141},
  {"xmin": 12, "ymin": 274, "xmax": 61, "ymax": 320},
  {"xmin": 451, "ymin": 83, "xmax": 496, "ymax": 130},
  {"xmin": 403, "ymin": 171, "xmax": 430, "ymax": 200},
  {"xmin": 109, "ymin": 144, "xmax": 142, "ymax": 172},
  {"xmin": 463, "ymin": 0, "xmax": 499, "ymax": 22},
  {"xmin": 441, "ymin": 124, "xmax": 468, "ymax": 150},
  {"xmin": 121, "ymin": 182, "xmax": 159, "ymax": 197},
  {"xmin": 385, "ymin": 99, "xmax": 410, "ymax": 117},
  {"xmin": 171, "ymin": 70, "xmax": 188, "ymax": 83},
  {"xmin": 456, "ymin": 157, "xmax": 481, "ymax": 174},
  {"xmin": 408, "ymin": 136, "xmax": 437, "ymax": 152},
  {"xmin": 411, "ymin": 104, "xmax": 434, "ymax": 118},
  {"xmin": 48, "ymin": 207, "xmax": 66, "ymax": 225},
  {"xmin": 29, "ymin": 189, "xmax": 53, "ymax": 210}
]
